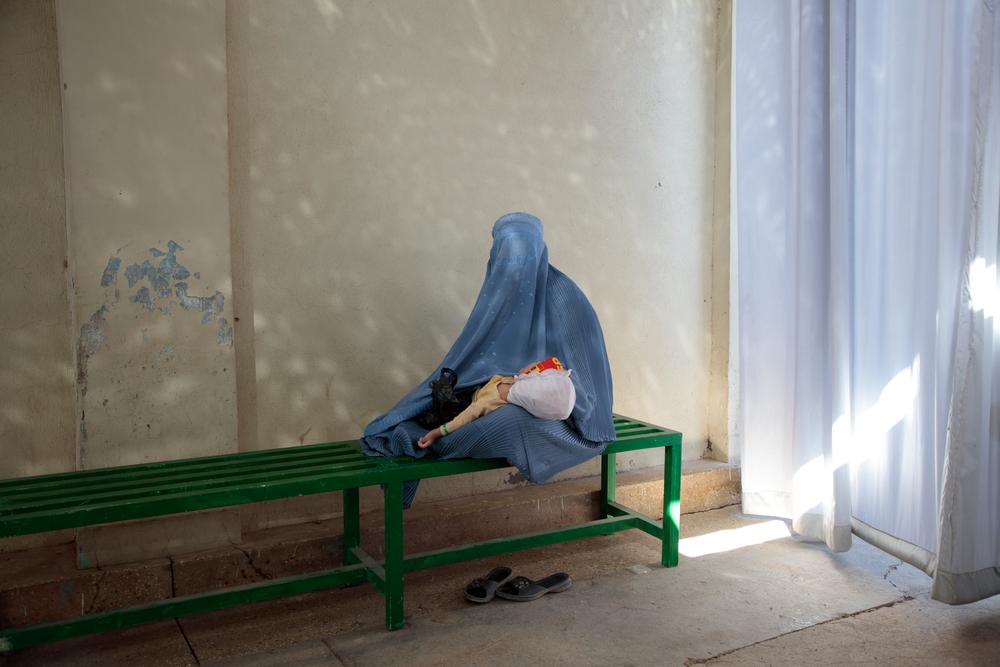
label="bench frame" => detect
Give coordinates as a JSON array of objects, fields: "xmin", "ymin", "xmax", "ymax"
[{"xmin": 0, "ymin": 415, "xmax": 680, "ymax": 650}]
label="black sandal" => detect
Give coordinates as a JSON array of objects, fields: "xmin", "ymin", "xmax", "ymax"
[
  {"xmin": 495, "ymin": 572, "xmax": 572, "ymax": 601},
  {"xmin": 464, "ymin": 566, "xmax": 514, "ymax": 603}
]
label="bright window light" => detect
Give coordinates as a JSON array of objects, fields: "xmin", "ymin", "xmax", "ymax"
[
  {"xmin": 678, "ymin": 520, "xmax": 792, "ymax": 558},
  {"xmin": 969, "ymin": 257, "xmax": 998, "ymax": 318},
  {"xmin": 791, "ymin": 454, "xmax": 827, "ymax": 518}
]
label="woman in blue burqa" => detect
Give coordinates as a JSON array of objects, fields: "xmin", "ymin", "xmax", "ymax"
[{"xmin": 362, "ymin": 212, "xmax": 616, "ymax": 506}]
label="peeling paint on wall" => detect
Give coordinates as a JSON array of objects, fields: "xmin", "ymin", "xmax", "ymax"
[
  {"xmin": 505, "ymin": 469, "xmax": 526, "ymax": 485},
  {"xmin": 175, "ymin": 282, "xmax": 224, "ymax": 324},
  {"xmin": 76, "ymin": 242, "xmax": 233, "ymax": 468},
  {"xmin": 129, "ymin": 286, "xmax": 154, "ymax": 311},
  {"xmin": 77, "ymin": 305, "xmax": 109, "ymax": 398},
  {"xmin": 76, "ymin": 305, "xmax": 110, "ymax": 469},
  {"xmin": 93, "ymin": 241, "xmax": 232, "ymax": 346},
  {"xmin": 217, "ymin": 318, "xmax": 233, "ymax": 346},
  {"xmin": 100, "ymin": 256, "xmax": 121, "ymax": 286},
  {"xmin": 125, "ymin": 241, "xmax": 191, "ymax": 297}
]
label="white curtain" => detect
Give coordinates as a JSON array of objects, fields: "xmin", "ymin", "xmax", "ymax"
[{"xmin": 732, "ymin": 0, "xmax": 1000, "ymax": 604}]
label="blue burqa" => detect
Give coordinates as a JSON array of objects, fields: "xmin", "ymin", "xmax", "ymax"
[{"xmin": 362, "ymin": 213, "xmax": 615, "ymax": 505}]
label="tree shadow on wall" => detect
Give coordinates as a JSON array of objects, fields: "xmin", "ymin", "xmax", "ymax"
[{"xmin": 229, "ymin": 0, "xmax": 721, "ymax": 482}]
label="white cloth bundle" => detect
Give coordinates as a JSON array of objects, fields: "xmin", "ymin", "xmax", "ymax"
[{"xmin": 508, "ymin": 369, "xmax": 576, "ymax": 421}]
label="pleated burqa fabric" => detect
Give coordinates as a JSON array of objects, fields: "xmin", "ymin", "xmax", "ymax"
[{"xmin": 362, "ymin": 212, "xmax": 614, "ymax": 505}]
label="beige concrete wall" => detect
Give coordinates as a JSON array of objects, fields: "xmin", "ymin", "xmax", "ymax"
[
  {"xmin": 0, "ymin": 0, "xmax": 76, "ymax": 480},
  {"xmin": 56, "ymin": 0, "xmax": 237, "ymax": 469},
  {"xmin": 228, "ymin": 0, "xmax": 723, "ymax": 521},
  {"xmin": 1, "ymin": 0, "xmax": 730, "ymax": 543},
  {"xmin": 708, "ymin": 0, "xmax": 732, "ymax": 461}
]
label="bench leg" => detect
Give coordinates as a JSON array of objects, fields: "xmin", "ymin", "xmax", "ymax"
[
  {"xmin": 662, "ymin": 443, "xmax": 681, "ymax": 567},
  {"xmin": 600, "ymin": 452, "xmax": 616, "ymax": 518},
  {"xmin": 343, "ymin": 487, "xmax": 360, "ymax": 565},
  {"xmin": 383, "ymin": 481, "xmax": 405, "ymax": 630}
]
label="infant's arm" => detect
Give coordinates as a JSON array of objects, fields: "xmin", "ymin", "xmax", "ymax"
[
  {"xmin": 417, "ymin": 428, "xmax": 442, "ymax": 448},
  {"xmin": 417, "ymin": 398, "xmax": 490, "ymax": 449}
]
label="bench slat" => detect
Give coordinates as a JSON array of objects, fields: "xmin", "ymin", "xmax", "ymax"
[
  {"xmin": 0, "ymin": 415, "xmax": 678, "ymax": 537},
  {"xmin": 0, "ymin": 440, "xmax": 361, "ymax": 492},
  {"xmin": 0, "ymin": 460, "xmax": 383, "ymax": 516},
  {"xmin": 0, "ymin": 413, "xmax": 682, "ymax": 648},
  {"xmin": 0, "ymin": 456, "xmax": 516, "ymax": 536},
  {"xmin": 0, "ymin": 448, "xmax": 369, "ymax": 505},
  {"xmin": 612, "ymin": 428, "xmax": 668, "ymax": 441}
]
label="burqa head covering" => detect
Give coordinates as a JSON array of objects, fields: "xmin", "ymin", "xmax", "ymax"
[{"xmin": 363, "ymin": 212, "xmax": 615, "ymax": 450}]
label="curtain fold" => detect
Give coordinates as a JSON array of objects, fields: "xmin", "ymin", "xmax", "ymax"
[
  {"xmin": 934, "ymin": 0, "xmax": 1000, "ymax": 602},
  {"xmin": 733, "ymin": 0, "xmax": 1000, "ymax": 604}
]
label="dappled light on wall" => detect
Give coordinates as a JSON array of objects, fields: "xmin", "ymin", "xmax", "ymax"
[{"xmin": 225, "ymin": 0, "xmax": 722, "ymax": 460}]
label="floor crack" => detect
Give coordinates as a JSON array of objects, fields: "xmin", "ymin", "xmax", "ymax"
[
  {"xmin": 683, "ymin": 596, "xmax": 915, "ymax": 665},
  {"xmin": 681, "ymin": 502, "xmax": 741, "ymax": 517},
  {"xmin": 167, "ymin": 557, "xmax": 199, "ymax": 664},
  {"xmin": 175, "ymin": 618, "xmax": 200, "ymax": 665},
  {"xmin": 322, "ymin": 637, "xmax": 355, "ymax": 666},
  {"xmin": 85, "ymin": 569, "xmax": 108, "ymax": 615},
  {"xmin": 883, "ymin": 560, "xmax": 903, "ymax": 592},
  {"xmin": 235, "ymin": 545, "xmax": 269, "ymax": 580}
]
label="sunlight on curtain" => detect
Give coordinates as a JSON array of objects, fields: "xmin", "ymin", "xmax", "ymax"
[
  {"xmin": 733, "ymin": 0, "xmax": 1000, "ymax": 604},
  {"xmin": 837, "ymin": 360, "xmax": 919, "ymax": 471},
  {"xmin": 969, "ymin": 259, "xmax": 999, "ymax": 320}
]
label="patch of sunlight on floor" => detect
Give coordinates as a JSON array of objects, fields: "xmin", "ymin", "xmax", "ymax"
[{"xmin": 679, "ymin": 520, "xmax": 792, "ymax": 558}]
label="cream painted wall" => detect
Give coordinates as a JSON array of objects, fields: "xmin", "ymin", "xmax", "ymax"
[
  {"xmin": 1, "ymin": 0, "xmax": 728, "ymax": 544},
  {"xmin": 0, "ymin": 0, "xmax": 76, "ymax": 480},
  {"xmin": 228, "ymin": 0, "xmax": 722, "ymax": 516},
  {"xmin": 708, "ymin": 0, "xmax": 732, "ymax": 461},
  {"xmin": 56, "ymin": 0, "xmax": 237, "ymax": 469}
]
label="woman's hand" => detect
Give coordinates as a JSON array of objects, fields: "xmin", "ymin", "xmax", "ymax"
[{"xmin": 418, "ymin": 428, "xmax": 443, "ymax": 449}]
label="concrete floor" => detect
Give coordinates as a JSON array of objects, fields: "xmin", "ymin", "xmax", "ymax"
[{"xmin": 4, "ymin": 506, "xmax": 998, "ymax": 666}]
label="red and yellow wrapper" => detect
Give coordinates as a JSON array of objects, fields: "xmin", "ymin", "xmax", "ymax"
[{"xmin": 525, "ymin": 356, "xmax": 565, "ymax": 374}]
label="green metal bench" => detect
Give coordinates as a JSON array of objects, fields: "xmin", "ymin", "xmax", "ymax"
[{"xmin": 0, "ymin": 414, "xmax": 680, "ymax": 651}]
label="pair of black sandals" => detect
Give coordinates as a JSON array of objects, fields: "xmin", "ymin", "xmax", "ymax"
[{"xmin": 464, "ymin": 566, "xmax": 573, "ymax": 603}]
